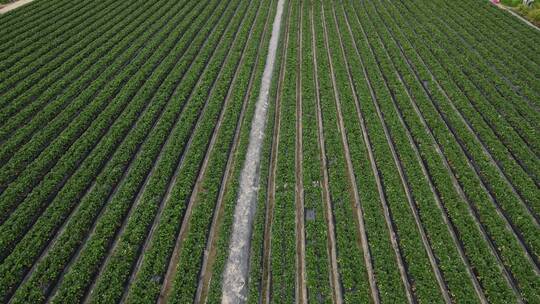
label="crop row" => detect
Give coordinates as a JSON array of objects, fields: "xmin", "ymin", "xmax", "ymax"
[
  {"xmin": 0, "ymin": 0, "xmax": 126, "ymax": 100},
  {"xmin": 366, "ymin": 0, "xmax": 539, "ymax": 301},
  {"xmin": 0, "ymin": 0, "xmax": 92, "ymax": 51},
  {"xmin": 2, "ymin": 0, "xmax": 537, "ymax": 303},
  {"xmin": 88, "ymin": 0, "xmax": 264, "ymax": 301},
  {"xmin": 0, "ymin": 1, "xmax": 158, "ymax": 119},
  {"xmin": 444, "ymin": 0, "xmax": 540, "ymax": 65},
  {"xmin": 0, "ymin": 0, "xmax": 162, "ymax": 144},
  {"xmin": 336, "ymin": 1, "xmax": 447, "ymax": 302},
  {"xmin": 428, "ymin": 0, "xmax": 540, "ymax": 105},
  {"xmin": 268, "ymin": 0, "xmax": 297, "ymax": 302},
  {"xmin": 46, "ymin": 0, "xmax": 246, "ymax": 302},
  {"xmin": 0, "ymin": 0, "xmax": 193, "ymax": 219},
  {"xmin": 408, "ymin": 0, "xmax": 540, "ymax": 184},
  {"xmin": 402, "ymin": 0, "xmax": 540, "ymax": 179},
  {"xmin": 43, "ymin": 0, "xmax": 266, "ymax": 301},
  {"xmin": 431, "ymin": 0, "xmax": 540, "ymax": 126},
  {"xmin": 360, "ymin": 1, "xmax": 506, "ymax": 302},
  {"xmin": 0, "ymin": 0, "xmax": 72, "ymax": 36},
  {"xmin": 331, "ymin": 1, "xmax": 452, "ymax": 302},
  {"xmin": 396, "ymin": 1, "xmax": 540, "ymax": 222},
  {"xmin": 364, "ymin": 0, "xmax": 520, "ymax": 302},
  {"xmin": 432, "ymin": 0, "xmax": 540, "ymax": 85},
  {"xmin": 294, "ymin": 2, "xmax": 308, "ymax": 301},
  {"xmin": 298, "ymin": 1, "xmax": 334, "ymax": 302},
  {"xmin": 0, "ymin": 0, "xmax": 104, "ymax": 84},
  {"xmin": 0, "ymin": 0, "xmax": 224, "ymax": 301},
  {"xmin": 335, "ymin": 1, "xmax": 486, "ymax": 302},
  {"xmin": 0, "ymin": 2, "xmax": 94, "ymax": 72},
  {"xmin": 347, "ymin": 0, "xmax": 506, "ymax": 297},
  {"xmin": 358, "ymin": 0, "xmax": 528, "ymax": 300},
  {"xmin": 121, "ymin": 0, "xmax": 257, "ymax": 300},
  {"xmin": 0, "ymin": 0, "xmax": 206, "ymax": 260},
  {"xmin": 317, "ymin": 2, "xmax": 395, "ymax": 302},
  {"xmin": 316, "ymin": 3, "xmax": 408, "ymax": 303},
  {"xmin": 460, "ymin": 0, "xmax": 540, "ymax": 66},
  {"xmin": 0, "ymin": 0, "xmax": 177, "ymax": 189},
  {"xmin": 81, "ymin": 0, "xmax": 255, "ymax": 299},
  {"xmin": 115, "ymin": 0, "xmax": 250, "ymax": 301},
  {"xmin": 164, "ymin": 3, "xmax": 271, "ymax": 302},
  {"xmin": 374, "ymin": 0, "xmax": 540, "ymax": 272},
  {"xmin": 0, "ymin": 0, "xmax": 171, "ymax": 151},
  {"xmin": 0, "ymin": 0, "xmax": 130, "ymax": 130}
]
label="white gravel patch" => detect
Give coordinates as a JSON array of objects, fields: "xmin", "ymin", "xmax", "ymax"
[{"xmin": 221, "ymin": 0, "xmax": 285, "ymax": 302}]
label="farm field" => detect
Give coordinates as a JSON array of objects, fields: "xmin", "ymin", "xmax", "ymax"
[{"xmin": 0, "ymin": 0, "xmax": 538, "ymax": 303}]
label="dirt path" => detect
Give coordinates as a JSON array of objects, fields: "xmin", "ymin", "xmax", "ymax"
[
  {"xmin": 221, "ymin": 0, "xmax": 285, "ymax": 302},
  {"xmin": 0, "ymin": 0, "xmax": 34, "ymax": 14}
]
